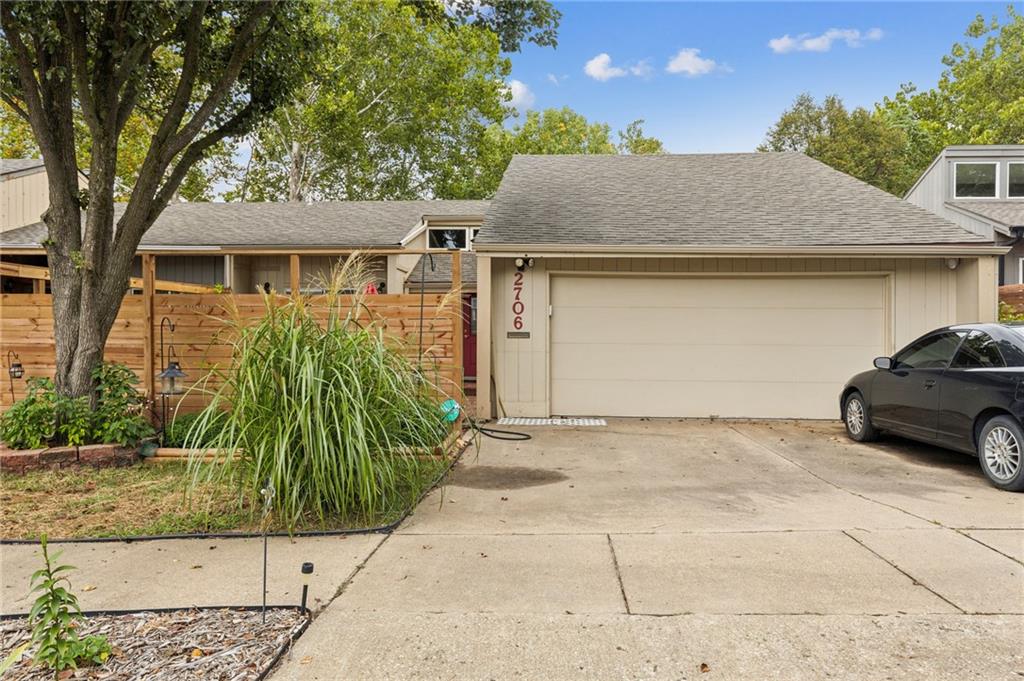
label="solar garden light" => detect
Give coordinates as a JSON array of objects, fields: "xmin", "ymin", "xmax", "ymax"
[
  {"xmin": 260, "ymin": 479, "xmax": 275, "ymax": 624},
  {"xmin": 300, "ymin": 562, "xmax": 314, "ymax": 614},
  {"xmin": 6, "ymin": 350, "xmax": 23, "ymax": 403}
]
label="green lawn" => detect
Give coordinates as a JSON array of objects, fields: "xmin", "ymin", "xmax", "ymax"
[{"xmin": 0, "ymin": 458, "xmax": 448, "ymax": 540}]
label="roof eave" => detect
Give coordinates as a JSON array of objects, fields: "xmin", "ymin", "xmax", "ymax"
[{"xmin": 473, "ymin": 243, "xmax": 1009, "ymax": 257}]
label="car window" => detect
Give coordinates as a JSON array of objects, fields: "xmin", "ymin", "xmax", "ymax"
[
  {"xmin": 893, "ymin": 332, "xmax": 964, "ymax": 370},
  {"xmin": 951, "ymin": 331, "xmax": 1005, "ymax": 369},
  {"xmin": 1001, "ymin": 328, "xmax": 1024, "ymax": 366}
]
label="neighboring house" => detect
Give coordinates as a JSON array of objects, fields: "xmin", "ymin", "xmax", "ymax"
[
  {"xmin": 904, "ymin": 145, "xmax": 1024, "ymax": 284},
  {"xmin": 0, "ymin": 197, "xmax": 488, "ymax": 385},
  {"xmin": 1, "ymin": 158, "xmax": 88, "ymax": 234},
  {"xmin": 473, "ymin": 153, "xmax": 1004, "ymax": 421}
]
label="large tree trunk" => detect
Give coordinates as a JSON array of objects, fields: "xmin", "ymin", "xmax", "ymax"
[{"xmin": 288, "ymin": 139, "xmax": 305, "ymax": 202}]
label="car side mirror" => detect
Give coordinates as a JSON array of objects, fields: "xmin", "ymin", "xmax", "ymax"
[{"xmin": 873, "ymin": 356, "xmax": 893, "ymax": 371}]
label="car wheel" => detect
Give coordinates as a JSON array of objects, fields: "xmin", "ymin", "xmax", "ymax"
[
  {"xmin": 978, "ymin": 416, "xmax": 1024, "ymax": 492},
  {"xmin": 844, "ymin": 392, "xmax": 877, "ymax": 442}
]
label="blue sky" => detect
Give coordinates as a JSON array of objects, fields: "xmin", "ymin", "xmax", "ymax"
[{"xmin": 503, "ymin": 2, "xmax": 1019, "ymax": 152}]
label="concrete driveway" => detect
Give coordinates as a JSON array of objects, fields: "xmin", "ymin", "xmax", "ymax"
[{"xmin": 273, "ymin": 419, "xmax": 1023, "ymax": 680}]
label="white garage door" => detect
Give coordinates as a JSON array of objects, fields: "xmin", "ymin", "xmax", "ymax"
[{"xmin": 550, "ymin": 275, "xmax": 887, "ymax": 419}]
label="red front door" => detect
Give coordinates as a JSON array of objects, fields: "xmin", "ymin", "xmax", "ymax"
[{"xmin": 462, "ymin": 294, "xmax": 477, "ymax": 390}]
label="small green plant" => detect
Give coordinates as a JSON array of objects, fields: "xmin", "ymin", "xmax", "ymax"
[
  {"xmin": 0, "ymin": 378, "xmax": 57, "ymax": 449},
  {"xmin": 164, "ymin": 410, "xmax": 227, "ymax": 448},
  {"xmin": 29, "ymin": 535, "xmax": 110, "ymax": 675},
  {"xmin": 91, "ymin": 362, "xmax": 153, "ymax": 445},
  {"xmin": 56, "ymin": 396, "xmax": 93, "ymax": 447}
]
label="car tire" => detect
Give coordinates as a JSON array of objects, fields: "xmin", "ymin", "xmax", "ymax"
[
  {"xmin": 977, "ymin": 416, "xmax": 1024, "ymax": 492},
  {"xmin": 843, "ymin": 392, "xmax": 877, "ymax": 442}
]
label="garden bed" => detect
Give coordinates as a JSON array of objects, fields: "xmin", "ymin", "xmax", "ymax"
[
  {"xmin": 0, "ymin": 453, "xmax": 454, "ymax": 541},
  {"xmin": 0, "ymin": 607, "xmax": 307, "ymax": 680}
]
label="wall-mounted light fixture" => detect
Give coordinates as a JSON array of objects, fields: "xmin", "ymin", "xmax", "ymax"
[
  {"xmin": 6, "ymin": 350, "xmax": 24, "ymax": 403},
  {"xmin": 514, "ymin": 256, "xmax": 535, "ymax": 272},
  {"xmin": 946, "ymin": 258, "xmax": 960, "ymax": 271}
]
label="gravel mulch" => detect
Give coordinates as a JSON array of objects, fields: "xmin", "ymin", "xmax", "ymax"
[{"xmin": 0, "ymin": 607, "xmax": 307, "ymax": 680}]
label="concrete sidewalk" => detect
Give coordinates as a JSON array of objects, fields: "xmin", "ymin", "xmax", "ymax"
[
  {"xmin": 271, "ymin": 419, "xmax": 1023, "ymax": 680},
  {"xmin": 1, "ymin": 534, "xmax": 383, "ymax": 615}
]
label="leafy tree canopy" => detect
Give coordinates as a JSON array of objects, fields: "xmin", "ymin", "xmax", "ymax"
[
  {"xmin": 761, "ymin": 6, "xmax": 1023, "ymax": 196},
  {"xmin": 440, "ymin": 107, "xmax": 665, "ymax": 199}
]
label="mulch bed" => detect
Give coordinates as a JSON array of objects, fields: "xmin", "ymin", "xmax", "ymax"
[{"xmin": 0, "ymin": 608, "xmax": 307, "ymax": 680}]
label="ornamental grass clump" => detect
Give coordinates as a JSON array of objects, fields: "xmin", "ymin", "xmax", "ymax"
[{"xmin": 184, "ymin": 257, "xmax": 451, "ymax": 528}]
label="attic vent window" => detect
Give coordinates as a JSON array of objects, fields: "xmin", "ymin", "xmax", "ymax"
[
  {"xmin": 1009, "ymin": 163, "xmax": 1024, "ymax": 198},
  {"xmin": 954, "ymin": 162, "xmax": 997, "ymax": 198},
  {"xmin": 428, "ymin": 228, "xmax": 468, "ymax": 250}
]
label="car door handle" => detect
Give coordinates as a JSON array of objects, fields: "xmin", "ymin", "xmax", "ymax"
[{"xmin": 923, "ymin": 379, "xmax": 936, "ymax": 389}]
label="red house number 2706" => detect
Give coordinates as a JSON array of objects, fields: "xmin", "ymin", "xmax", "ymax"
[{"xmin": 512, "ymin": 271, "xmax": 525, "ymax": 330}]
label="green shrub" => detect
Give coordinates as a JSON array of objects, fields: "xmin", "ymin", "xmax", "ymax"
[
  {"xmin": 165, "ymin": 410, "xmax": 227, "ymax": 448},
  {"xmin": 0, "ymin": 378, "xmax": 57, "ymax": 449},
  {"xmin": 29, "ymin": 535, "xmax": 111, "ymax": 673},
  {"xmin": 90, "ymin": 362, "xmax": 153, "ymax": 445},
  {"xmin": 0, "ymin": 363, "xmax": 153, "ymax": 449},
  {"xmin": 186, "ymin": 258, "xmax": 451, "ymax": 529}
]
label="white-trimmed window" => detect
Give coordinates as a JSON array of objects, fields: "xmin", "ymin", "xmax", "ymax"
[
  {"xmin": 1009, "ymin": 162, "xmax": 1024, "ymax": 198},
  {"xmin": 954, "ymin": 162, "xmax": 998, "ymax": 198},
  {"xmin": 427, "ymin": 227, "xmax": 469, "ymax": 250}
]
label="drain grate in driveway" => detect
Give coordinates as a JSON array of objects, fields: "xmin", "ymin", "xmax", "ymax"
[{"xmin": 497, "ymin": 417, "xmax": 607, "ymax": 427}]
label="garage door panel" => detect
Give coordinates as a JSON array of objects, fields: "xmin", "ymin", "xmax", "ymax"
[
  {"xmin": 549, "ymin": 275, "xmax": 886, "ymax": 419},
  {"xmin": 551, "ymin": 378, "xmax": 844, "ymax": 419},
  {"xmin": 551, "ymin": 275, "xmax": 884, "ymax": 310},
  {"xmin": 551, "ymin": 343, "xmax": 877, "ymax": 384},
  {"xmin": 551, "ymin": 307, "xmax": 884, "ymax": 347}
]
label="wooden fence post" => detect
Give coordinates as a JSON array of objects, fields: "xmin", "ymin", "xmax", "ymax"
[
  {"xmin": 451, "ymin": 250, "xmax": 463, "ymax": 398},
  {"xmin": 142, "ymin": 254, "xmax": 156, "ymax": 402},
  {"xmin": 290, "ymin": 254, "xmax": 301, "ymax": 297}
]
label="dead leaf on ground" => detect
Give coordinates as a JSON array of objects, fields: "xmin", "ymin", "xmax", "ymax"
[{"xmin": 700, "ymin": 662, "xmax": 711, "ymax": 673}]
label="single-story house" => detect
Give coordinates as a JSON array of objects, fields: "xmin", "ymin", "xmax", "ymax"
[
  {"xmin": 904, "ymin": 145, "xmax": 1024, "ymax": 283},
  {"xmin": 473, "ymin": 152, "xmax": 1005, "ymax": 420},
  {"xmin": 0, "ymin": 193, "xmax": 488, "ymax": 386}
]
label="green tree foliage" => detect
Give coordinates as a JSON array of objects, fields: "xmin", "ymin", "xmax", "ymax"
[
  {"xmin": 0, "ymin": 102, "xmax": 235, "ymax": 202},
  {"xmin": 761, "ymin": 7, "xmax": 1024, "ymax": 196},
  {"xmin": 235, "ymin": 0, "xmax": 511, "ymax": 202},
  {"xmin": 1, "ymin": 1, "xmax": 318, "ymax": 399},
  {"xmin": 441, "ymin": 107, "xmax": 666, "ymax": 198},
  {"xmin": 759, "ymin": 94, "xmax": 918, "ymax": 195}
]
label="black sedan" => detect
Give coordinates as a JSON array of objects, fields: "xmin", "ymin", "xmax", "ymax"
[{"xmin": 841, "ymin": 323, "xmax": 1024, "ymax": 492}]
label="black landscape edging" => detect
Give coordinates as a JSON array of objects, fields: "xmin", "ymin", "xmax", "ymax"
[{"xmin": 0, "ymin": 433, "xmax": 470, "ymax": 546}]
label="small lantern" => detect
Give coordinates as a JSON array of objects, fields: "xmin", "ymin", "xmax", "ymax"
[
  {"xmin": 158, "ymin": 358, "xmax": 186, "ymax": 395},
  {"xmin": 7, "ymin": 351, "xmax": 23, "ymax": 380},
  {"xmin": 300, "ymin": 562, "xmax": 315, "ymax": 613}
]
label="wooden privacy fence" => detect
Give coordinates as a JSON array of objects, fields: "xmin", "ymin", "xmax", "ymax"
[{"xmin": 0, "ymin": 291, "xmax": 462, "ymax": 412}]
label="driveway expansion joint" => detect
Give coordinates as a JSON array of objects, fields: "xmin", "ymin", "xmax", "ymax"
[
  {"xmin": 840, "ymin": 530, "xmax": 966, "ymax": 614},
  {"xmin": 729, "ymin": 425, "xmax": 945, "ymax": 528},
  {"xmin": 606, "ymin": 534, "xmax": 632, "ymax": 615}
]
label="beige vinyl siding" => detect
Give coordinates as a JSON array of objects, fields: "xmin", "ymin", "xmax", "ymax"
[{"xmin": 487, "ymin": 255, "xmax": 998, "ymax": 419}]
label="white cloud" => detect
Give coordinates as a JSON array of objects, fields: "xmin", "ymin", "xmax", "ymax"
[
  {"xmin": 506, "ymin": 79, "xmax": 535, "ymax": 111},
  {"xmin": 584, "ymin": 53, "xmax": 627, "ymax": 81},
  {"xmin": 546, "ymin": 73, "xmax": 568, "ymax": 86},
  {"xmin": 629, "ymin": 60, "xmax": 653, "ymax": 79},
  {"xmin": 768, "ymin": 27, "xmax": 884, "ymax": 54},
  {"xmin": 665, "ymin": 48, "xmax": 726, "ymax": 77}
]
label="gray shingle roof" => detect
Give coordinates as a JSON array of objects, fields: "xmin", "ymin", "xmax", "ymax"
[
  {"xmin": 476, "ymin": 153, "xmax": 990, "ymax": 248},
  {"xmin": 947, "ymin": 201, "xmax": 1024, "ymax": 229},
  {"xmin": 1, "ymin": 158, "xmax": 45, "ymax": 177},
  {"xmin": 0, "ymin": 200, "xmax": 490, "ymax": 248},
  {"xmin": 406, "ymin": 251, "xmax": 477, "ymax": 289}
]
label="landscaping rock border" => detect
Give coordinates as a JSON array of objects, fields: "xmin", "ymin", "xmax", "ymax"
[{"xmin": 0, "ymin": 444, "xmax": 137, "ymax": 475}]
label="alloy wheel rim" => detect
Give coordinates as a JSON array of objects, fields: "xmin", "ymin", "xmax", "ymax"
[
  {"xmin": 846, "ymin": 399, "xmax": 864, "ymax": 435},
  {"xmin": 983, "ymin": 426, "xmax": 1021, "ymax": 481}
]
